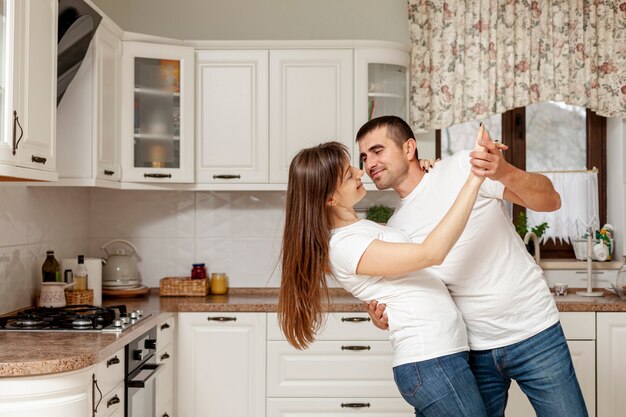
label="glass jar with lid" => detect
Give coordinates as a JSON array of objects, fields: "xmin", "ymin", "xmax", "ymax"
[{"xmin": 191, "ymin": 263, "xmax": 207, "ymax": 280}]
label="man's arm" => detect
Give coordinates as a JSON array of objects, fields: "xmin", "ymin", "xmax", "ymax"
[{"xmin": 469, "ymin": 138, "xmax": 561, "ymax": 212}]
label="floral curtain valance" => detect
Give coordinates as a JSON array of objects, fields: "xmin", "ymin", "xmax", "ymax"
[{"xmin": 408, "ymin": 0, "xmax": 626, "ymax": 131}]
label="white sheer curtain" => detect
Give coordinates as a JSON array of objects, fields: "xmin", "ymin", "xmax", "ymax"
[{"xmin": 527, "ymin": 170, "xmax": 598, "ymax": 244}]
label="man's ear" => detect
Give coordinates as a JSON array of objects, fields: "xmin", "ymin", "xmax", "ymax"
[{"xmin": 403, "ymin": 138, "xmax": 418, "ymax": 161}]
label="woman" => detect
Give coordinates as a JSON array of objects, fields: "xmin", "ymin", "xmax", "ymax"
[{"xmin": 278, "ymin": 126, "xmax": 491, "ymax": 416}]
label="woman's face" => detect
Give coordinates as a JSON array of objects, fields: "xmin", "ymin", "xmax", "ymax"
[{"xmin": 331, "ymin": 160, "xmax": 366, "ymax": 208}]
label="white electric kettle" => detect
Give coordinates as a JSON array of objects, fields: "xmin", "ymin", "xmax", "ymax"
[{"xmin": 101, "ymin": 239, "xmax": 141, "ymax": 288}]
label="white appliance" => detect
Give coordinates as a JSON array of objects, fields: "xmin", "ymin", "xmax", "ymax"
[{"xmin": 61, "ymin": 257, "xmax": 103, "ymax": 305}]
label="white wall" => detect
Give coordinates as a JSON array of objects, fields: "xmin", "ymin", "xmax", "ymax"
[
  {"xmin": 91, "ymin": 0, "xmax": 410, "ymax": 43},
  {"xmin": 0, "ymin": 187, "xmax": 91, "ymax": 315}
]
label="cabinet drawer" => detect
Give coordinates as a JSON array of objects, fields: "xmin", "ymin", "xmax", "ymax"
[
  {"xmin": 268, "ymin": 312, "xmax": 388, "ymax": 341},
  {"xmin": 157, "ymin": 315, "xmax": 176, "ymax": 349},
  {"xmin": 156, "ymin": 342, "xmax": 174, "ymax": 414},
  {"xmin": 267, "ymin": 398, "xmax": 412, "ymax": 416},
  {"xmin": 96, "ymin": 347, "xmax": 125, "ymax": 396},
  {"xmin": 95, "ymin": 381, "xmax": 124, "ymax": 417},
  {"xmin": 267, "ymin": 340, "xmax": 397, "ymax": 397},
  {"xmin": 559, "ymin": 312, "xmax": 595, "ymax": 340}
]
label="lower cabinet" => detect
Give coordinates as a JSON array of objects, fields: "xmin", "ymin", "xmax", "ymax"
[
  {"xmin": 177, "ymin": 312, "xmax": 267, "ymax": 417},
  {"xmin": 93, "ymin": 347, "xmax": 125, "ymax": 417},
  {"xmin": 597, "ymin": 312, "xmax": 626, "ymax": 417},
  {"xmin": 266, "ymin": 312, "xmax": 413, "ymax": 416},
  {"xmin": 156, "ymin": 316, "xmax": 176, "ymax": 417},
  {"xmin": 0, "ymin": 367, "xmax": 92, "ymax": 417},
  {"xmin": 505, "ymin": 312, "xmax": 596, "ymax": 417}
]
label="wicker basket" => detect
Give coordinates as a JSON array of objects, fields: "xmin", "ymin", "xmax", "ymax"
[
  {"xmin": 65, "ymin": 289, "xmax": 94, "ymax": 305},
  {"xmin": 160, "ymin": 277, "xmax": 209, "ymax": 296}
]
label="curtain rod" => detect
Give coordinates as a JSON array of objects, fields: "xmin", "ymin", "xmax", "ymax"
[{"xmin": 530, "ymin": 167, "xmax": 598, "ymax": 174}]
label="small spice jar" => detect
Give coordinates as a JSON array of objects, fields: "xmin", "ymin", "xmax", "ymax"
[
  {"xmin": 191, "ymin": 263, "xmax": 207, "ymax": 280},
  {"xmin": 210, "ymin": 273, "xmax": 228, "ymax": 295}
]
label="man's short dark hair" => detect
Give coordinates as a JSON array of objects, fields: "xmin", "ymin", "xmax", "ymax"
[{"xmin": 356, "ymin": 115, "xmax": 418, "ymax": 158}]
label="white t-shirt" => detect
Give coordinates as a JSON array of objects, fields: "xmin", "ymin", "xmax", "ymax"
[
  {"xmin": 329, "ymin": 219, "xmax": 468, "ymax": 367},
  {"xmin": 388, "ymin": 150, "xmax": 559, "ymax": 350}
]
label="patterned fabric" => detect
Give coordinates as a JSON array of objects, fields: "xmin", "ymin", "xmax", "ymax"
[{"xmin": 408, "ymin": 0, "xmax": 626, "ymax": 131}]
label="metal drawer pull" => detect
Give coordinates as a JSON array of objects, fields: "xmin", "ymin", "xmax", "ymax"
[
  {"xmin": 341, "ymin": 402, "xmax": 371, "ymax": 408},
  {"xmin": 207, "ymin": 316, "xmax": 237, "ymax": 322},
  {"xmin": 162, "ymin": 414, "xmax": 170, "ymax": 417},
  {"xmin": 106, "ymin": 356, "xmax": 120, "ymax": 367},
  {"xmin": 107, "ymin": 395, "xmax": 120, "ymax": 408},
  {"xmin": 341, "ymin": 317, "xmax": 371, "ymax": 322},
  {"xmin": 161, "ymin": 352, "xmax": 170, "ymax": 360},
  {"xmin": 144, "ymin": 173, "xmax": 172, "ymax": 178},
  {"xmin": 213, "ymin": 174, "xmax": 241, "ymax": 179},
  {"xmin": 160, "ymin": 322, "xmax": 171, "ymax": 330},
  {"xmin": 341, "ymin": 345, "xmax": 371, "ymax": 351},
  {"xmin": 31, "ymin": 155, "xmax": 47, "ymax": 164},
  {"xmin": 104, "ymin": 170, "xmax": 115, "ymax": 176},
  {"xmin": 12, "ymin": 111, "xmax": 23, "ymax": 155}
]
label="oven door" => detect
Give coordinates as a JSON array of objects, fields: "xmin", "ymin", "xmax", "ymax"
[{"xmin": 126, "ymin": 361, "xmax": 163, "ymax": 417}]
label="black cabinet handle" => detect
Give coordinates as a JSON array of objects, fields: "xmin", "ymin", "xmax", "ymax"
[
  {"xmin": 106, "ymin": 355, "xmax": 120, "ymax": 367},
  {"xmin": 107, "ymin": 395, "xmax": 120, "ymax": 408},
  {"xmin": 341, "ymin": 402, "xmax": 371, "ymax": 408},
  {"xmin": 341, "ymin": 317, "xmax": 371, "ymax": 322},
  {"xmin": 162, "ymin": 414, "xmax": 170, "ymax": 417},
  {"xmin": 92, "ymin": 374, "xmax": 102, "ymax": 416},
  {"xmin": 160, "ymin": 352, "xmax": 170, "ymax": 361},
  {"xmin": 12, "ymin": 110, "xmax": 23, "ymax": 155},
  {"xmin": 31, "ymin": 155, "xmax": 47, "ymax": 164},
  {"xmin": 207, "ymin": 316, "xmax": 237, "ymax": 322},
  {"xmin": 144, "ymin": 173, "xmax": 172, "ymax": 178},
  {"xmin": 160, "ymin": 322, "xmax": 170, "ymax": 330},
  {"xmin": 213, "ymin": 174, "xmax": 241, "ymax": 179},
  {"xmin": 341, "ymin": 345, "xmax": 371, "ymax": 351},
  {"xmin": 104, "ymin": 170, "xmax": 115, "ymax": 176}
]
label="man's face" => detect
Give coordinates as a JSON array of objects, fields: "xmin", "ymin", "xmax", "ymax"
[{"xmin": 358, "ymin": 127, "xmax": 410, "ymax": 190}]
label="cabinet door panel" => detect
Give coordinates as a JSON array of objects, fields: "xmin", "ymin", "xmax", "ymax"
[
  {"xmin": 269, "ymin": 50, "xmax": 353, "ymax": 183},
  {"xmin": 267, "ymin": 398, "xmax": 413, "ymax": 417},
  {"xmin": 597, "ymin": 312, "xmax": 626, "ymax": 417},
  {"xmin": 267, "ymin": 340, "xmax": 397, "ymax": 397},
  {"xmin": 196, "ymin": 50, "xmax": 269, "ymax": 183},
  {"xmin": 178, "ymin": 312, "xmax": 266, "ymax": 417},
  {"xmin": 268, "ymin": 312, "xmax": 389, "ymax": 341}
]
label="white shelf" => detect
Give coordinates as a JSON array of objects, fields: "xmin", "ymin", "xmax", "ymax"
[
  {"xmin": 134, "ymin": 87, "xmax": 180, "ymax": 97},
  {"xmin": 134, "ymin": 133, "xmax": 180, "ymax": 140},
  {"xmin": 368, "ymin": 92, "xmax": 404, "ymax": 98}
]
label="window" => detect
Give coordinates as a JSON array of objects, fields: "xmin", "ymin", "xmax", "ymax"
[{"xmin": 436, "ymin": 102, "xmax": 607, "ymax": 258}]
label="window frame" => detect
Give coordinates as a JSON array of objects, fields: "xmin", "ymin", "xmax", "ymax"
[{"xmin": 435, "ymin": 106, "xmax": 607, "ymax": 259}]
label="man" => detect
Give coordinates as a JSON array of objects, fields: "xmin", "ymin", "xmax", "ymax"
[{"xmin": 358, "ymin": 116, "xmax": 587, "ymax": 417}]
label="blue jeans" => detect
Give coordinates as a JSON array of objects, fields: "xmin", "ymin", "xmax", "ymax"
[
  {"xmin": 469, "ymin": 322, "xmax": 588, "ymax": 417},
  {"xmin": 393, "ymin": 352, "xmax": 488, "ymax": 417}
]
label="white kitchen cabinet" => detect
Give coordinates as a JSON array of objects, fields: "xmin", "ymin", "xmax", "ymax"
[
  {"xmin": 266, "ymin": 312, "xmax": 413, "ymax": 416},
  {"xmin": 155, "ymin": 315, "xmax": 175, "ymax": 417},
  {"xmin": 0, "ymin": 367, "xmax": 92, "ymax": 417},
  {"xmin": 505, "ymin": 312, "xmax": 596, "ymax": 417},
  {"xmin": 269, "ymin": 49, "xmax": 353, "ymax": 183},
  {"xmin": 121, "ymin": 41, "xmax": 194, "ymax": 183},
  {"xmin": 353, "ymin": 47, "xmax": 409, "ymax": 175},
  {"xmin": 0, "ymin": 0, "xmax": 57, "ymax": 181},
  {"xmin": 177, "ymin": 312, "xmax": 266, "ymax": 417},
  {"xmin": 93, "ymin": 347, "xmax": 125, "ymax": 417},
  {"xmin": 597, "ymin": 312, "xmax": 626, "ymax": 417},
  {"xmin": 196, "ymin": 50, "xmax": 269, "ymax": 184},
  {"xmin": 57, "ymin": 18, "xmax": 122, "ymax": 184}
]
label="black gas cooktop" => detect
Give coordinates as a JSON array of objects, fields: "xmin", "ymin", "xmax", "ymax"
[{"xmin": 0, "ymin": 305, "xmax": 150, "ymax": 333}]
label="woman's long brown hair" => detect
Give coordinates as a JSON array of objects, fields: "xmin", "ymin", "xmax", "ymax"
[{"xmin": 279, "ymin": 141, "xmax": 350, "ymax": 349}]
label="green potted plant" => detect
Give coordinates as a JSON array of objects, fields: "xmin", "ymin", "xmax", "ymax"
[
  {"xmin": 514, "ymin": 212, "xmax": 549, "ymax": 256},
  {"xmin": 366, "ymin": 204, "xmax": 395, "ymax": 225}
]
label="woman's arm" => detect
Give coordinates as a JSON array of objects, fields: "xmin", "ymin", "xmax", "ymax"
[{"xmin": 355, "ymin": 125, "xmax": 489, "ymax": 277}]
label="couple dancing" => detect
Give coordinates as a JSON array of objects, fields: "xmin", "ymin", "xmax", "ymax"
[{"xmin": 279, "ymin": 116, "xmax": 588, "ymax": 417}]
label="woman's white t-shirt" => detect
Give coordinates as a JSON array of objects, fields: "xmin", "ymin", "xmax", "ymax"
[{"xmin": 329, "ymin": 219, "xmax": 468, "ymax": 367}]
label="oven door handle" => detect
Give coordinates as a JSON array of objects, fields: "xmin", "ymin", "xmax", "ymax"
[{"xmin": 127, "ymin": 363, "xmax": 164, "ymax": 388}]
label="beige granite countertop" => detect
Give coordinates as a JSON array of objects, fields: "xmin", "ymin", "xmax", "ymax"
[{"xmin": 1, "ymin": 287, "xmax": 625, "ymax": 378}]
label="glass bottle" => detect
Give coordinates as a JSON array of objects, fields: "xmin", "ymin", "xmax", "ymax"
[
  {"xmin": 74, "ymin": 255, "xmax": 88, "ymax": 291},
  {"xmin": 42, "ymin": 251, "xmax": 61, "ymax": 282}
]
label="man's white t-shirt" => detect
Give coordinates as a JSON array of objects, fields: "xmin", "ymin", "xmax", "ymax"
[
  {"xmin": 388, "ymin": 150, "xmax": 559, "ymax": 350},
  {"xmin": 329, "ymin": 219, "xmax": 468, "ymax": 367}
]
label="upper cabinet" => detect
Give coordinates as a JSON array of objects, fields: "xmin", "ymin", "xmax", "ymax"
[
  {"xmin": 120, "ymin": 41, "xmax": 194, "ymax": 183},
  {"xmin": 268, "ymin": 49, "xmax": 353, "ymax": 183},
  {"xmin": 0, "ymin": 0, "xmax": 57, "ymax": 181},
  {"xmin": 354, "ymin": 48, "xmax": 409, "ymax": 174}
]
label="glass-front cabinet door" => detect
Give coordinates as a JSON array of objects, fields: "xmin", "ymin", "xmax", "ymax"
[
  {"xmin": 354, "ymin": 47, "xmax": 409, "ymax": 182},
  {"xmin": 121, "ymin": 42, "xmax": 194, "ymax": 182},
  {"xmin": 0, "ymin": 0, "xmax": 16, "ymax": 165}
]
